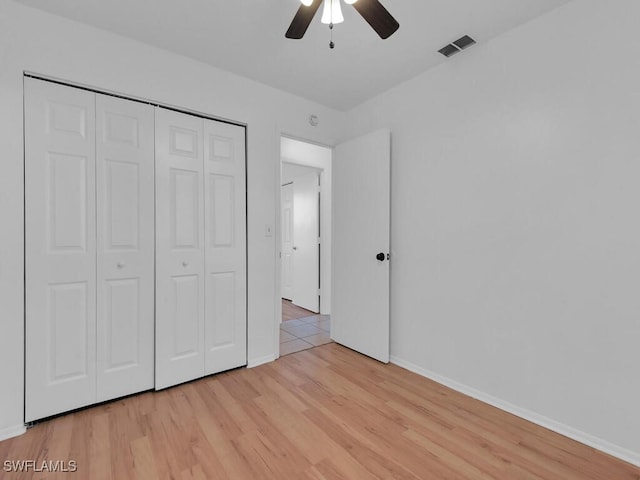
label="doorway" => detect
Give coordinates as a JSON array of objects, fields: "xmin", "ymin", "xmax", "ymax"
[{"xmin": 279, "ymin": 136, "xmax": 332, "ymax": 356}]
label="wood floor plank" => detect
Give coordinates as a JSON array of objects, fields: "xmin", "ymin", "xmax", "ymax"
[
  {"xmin": 312, "ymin": 395, "xmax": 475, "ymax": 480},
  {"xmin": 1, "ymin": 343, "xmax": 639, "ymax": 480},
  {"xmin": 88, "ymin": 412, "xmax": 113, "ymax": 480},
  {"xmin": 189, "ymin": 412, "xmax": 248, "ymax": 480},
  {"xmin": 282, "ymin": 299, "xmax": 316, "ymax": 322},
  {"xmin": 386, "ymin": 399, "xmax": 513, "ymax": 478},
  {"xmin": 379, "ymin": 374, "xmax": 598, "ymax": 480},
  {"xmin": 130, "ymin": 436, "xmax": 159, "ymax": 480},
  {"xmin": 204, "ymin": 379, "xmax": 256, "ymax": 435}
]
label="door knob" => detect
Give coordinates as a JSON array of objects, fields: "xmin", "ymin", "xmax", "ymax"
[
  {"xmin": 182, "ymin": 261, "xmax": 189, "ymax": 267},
  {"xmin": 376, "ymin": 252, "xmax": 385, "ymax": 262},
  {"xmin": 117, "ymin": 262, "xmax": 125, "ymax": 269},
  {"xmin": 293, "ymin": 246, "xmax": 298, "ymax": 250}
]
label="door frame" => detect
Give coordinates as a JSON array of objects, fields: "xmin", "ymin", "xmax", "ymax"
[{"xmin": 275, "ymin": 134, "xmax": 333, "ymax": 354}]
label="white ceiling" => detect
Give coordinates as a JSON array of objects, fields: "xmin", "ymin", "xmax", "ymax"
[{"xmin": 14, "ymin": 0, "xmax": 570, "ymax": 111}]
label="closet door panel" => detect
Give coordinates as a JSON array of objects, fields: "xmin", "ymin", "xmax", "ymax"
[
  {"xmin": 155, "ymin": 108, "xmax": 205, "ymax": 389},
  {"xmin": 96, "ymin": 95, "xmax": 155, "ymax": 401},
  {"xmin": 25, "ymin": 78, "xmax": 97, "ymax": 422},
  {"xmin": 204, "ymin": 121, "xmax": 247, "ymax": 374}
]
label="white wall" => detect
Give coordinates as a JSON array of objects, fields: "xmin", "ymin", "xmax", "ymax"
[
  {"xmin": 343, "ymin": 0, "xmax": 640, "ymax": 464},
  {"xmin": 281, "ymin": 163, "xmax": 320, "ymax": 185},
  {"xmin": 281, "ymin": 138, "xmax": 333, "ymax": 314},
  {"xmin": 0, "ymin": 0, "xmax": 343, "ymax": 438}
]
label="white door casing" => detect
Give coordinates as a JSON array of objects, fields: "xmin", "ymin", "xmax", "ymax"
[
  {"xmin": 292, "ymin": 172, "xmax": 320, "ymax": 313},
  {"xmin": 155, "ymin": 108, "xmax": 206, "ymax": 390},
  {"xmin": 25, "ymin": 78, "xmax": 97, "ymax": 421},
  {"xmin": 203, "ymin": 120, "xmax": 247, "ymax": 375},
  {"xmin": 332, "ymin": 129, "xmax": 391, "ymax": 363},
  {"xmin": 281, "ymin": 183, "xmax": 294, "ymax": 301},
  {"xmin": 96, "ymin": 94, "xmax": 155, "ymax": 401}
]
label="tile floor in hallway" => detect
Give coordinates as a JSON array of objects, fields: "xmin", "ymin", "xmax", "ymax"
[{"xmin": 280, "ymin": 300, "xmax": 332, "ymax": 356}]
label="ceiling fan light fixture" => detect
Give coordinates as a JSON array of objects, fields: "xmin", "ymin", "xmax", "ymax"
[
  {"xmin": 321, "ymin": 0, "xmax": 344, "ymax": 25},
  {"xmin": 285, "ymin": 0, "xmax": 398, "ymax": 43}
]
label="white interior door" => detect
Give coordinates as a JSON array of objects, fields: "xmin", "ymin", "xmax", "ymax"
[
  {"xmin": 96, "ymin": 94, "xmax": 155, "ymax": 401},
  {"xmin": 25, "ymin": 78, "xmax": 97, "ymax": 421},
  {"xmin": 292, "ymin": 172, "xmax": 320, "ymax": 313},
  {"xmin": 281, "ymin": 183, "xmax": 294, "ymax": 301},
  {"xmin": 155, "ymin": 108, "xmax": 205, "ymax": 390},
  {"xmin": 332, "ymin": 129, "xmax": 391, "ymax": 363},
  {"xmin": 203, "ymin": 119, "xmax": 247, "ymax": 375}
]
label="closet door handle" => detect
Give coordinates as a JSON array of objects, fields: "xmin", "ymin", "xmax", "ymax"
[
  {"xmin": 117, "ymin": 262, "xmax": 125, "ymax": 269},
  {"xmin": 182, "ymin": 261, "xmax": 189, "ymax": 267}
]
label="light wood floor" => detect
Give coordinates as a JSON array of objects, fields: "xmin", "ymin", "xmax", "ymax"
[
  {"xmin": 1, "ymin": 344, "xmax": 638, "ymax": 479},
  {"xmin": 282, "ymin": 299, "xmax": 317, "ymax": 322}
]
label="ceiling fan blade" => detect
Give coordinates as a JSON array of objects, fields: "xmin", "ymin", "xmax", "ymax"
[
  {"xmin": 351, "ymin": 0, "xmax": 399, "ymax": 39},
  {"xmin": 285, "ymin": 0, "xmax": 323, "ymax": 39}
]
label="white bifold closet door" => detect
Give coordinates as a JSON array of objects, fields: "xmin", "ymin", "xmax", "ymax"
[
  {"xmin": 203, "ymin": 120, "xmax": 247, "ymax": 375},
  {"xmin": 25, "ymin": 79, "xmax": 97, "ymax": 421},
  {"xmin": 155, "ymin": 108, "xmax": 246, "ymax": 390},
  {"xmin": 154, "ymin": 109, "xmax": 205, "ymax": 389},
  {"xmin": 25, "ymin": 78, "xmax": 155, "ymax": 421},
  {"xmin": 95, "ymin": 94, "xmax": 155, "ymax": 401}
]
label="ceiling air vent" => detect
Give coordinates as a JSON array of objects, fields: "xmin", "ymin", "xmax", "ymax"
[
  {"xmin": 438, "ymin": 34, "xmax": 477, "ymax": 57},
  {"xmin": 453, "ymin": 35, "xmax": 476, "ymax": 50},
  {"xmin": 438, "ymin": 44, "xmax": 460, "ymax": 58}
]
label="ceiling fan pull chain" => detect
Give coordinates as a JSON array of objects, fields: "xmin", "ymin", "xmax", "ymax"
[{"xmin": 329, "ymin": 23, "xmax": 335, "ymax": 49}]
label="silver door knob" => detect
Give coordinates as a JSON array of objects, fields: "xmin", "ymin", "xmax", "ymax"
[
  {"xmin": 182, "ymin": 261, "xmax": 189, "ymax": 267},
  {"xmin": 293, "ymin": 246, "xmax": 298, "ymax": 250},
  {"xmin": 117, "ymin": 262, "xmax": 125, "ymax": 269}
]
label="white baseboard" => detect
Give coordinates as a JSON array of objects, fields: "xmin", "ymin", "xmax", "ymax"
[
  {"xmin": 0, "ymin": 424, "xmax": 26, "ymax": 442},
  {"xmin": 247, "ymin": 353, "xmax": 277, "ymax": 369},
  {"xmin": 389, "ymin": 355, "xmax": 640, "ymax": 468}
]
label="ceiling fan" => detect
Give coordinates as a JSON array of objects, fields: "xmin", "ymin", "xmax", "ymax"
[{"xmin": 285, "ymin": 0, "xmax": 399, "ymax": 48}]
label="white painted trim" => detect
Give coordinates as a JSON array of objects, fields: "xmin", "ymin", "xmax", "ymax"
[
  {"xmin": 0, "ymin": 424, "xmax": 26, "ymax": 441},
  {"xmin": 247, "ymin": 354, "xmax": 277, "ymax": 369},
  {"xmin": 390, "ymin": 355, "xmax": 640, "ymax": 468},
  {"xmin": 274, "ymin": 128, "xmax": 283, "ymax": 361}
]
